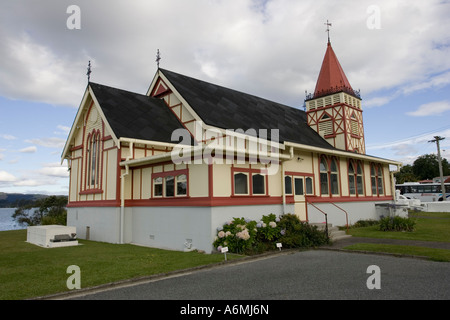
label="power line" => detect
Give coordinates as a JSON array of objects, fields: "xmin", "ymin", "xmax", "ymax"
[{"xmin": 366, "ymin": 125, "xmax": 450, "ymax": 149}]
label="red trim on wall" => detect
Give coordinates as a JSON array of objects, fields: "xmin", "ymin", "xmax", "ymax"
[
  {"xmin": 125, "ymin": 196, "xmax": 283, "ymax": 207},
  {"xmin": 67, "ymin": 200, "xmax": 120, "ymax": 207},
  {"xmin": 305, "ymin": 195, "xmax": 393, "ymax": 203},
  {"xmin": 68, "ymin": 193, "xmax": 393, "ymax": 208}
]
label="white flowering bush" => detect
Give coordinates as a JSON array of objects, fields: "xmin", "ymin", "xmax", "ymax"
[
  {"xmin": 213, "ymin": 213, "xmax": 329, "ymax": 254},
  {"xmin": 214, "ymin": 217, "xmax": 257, "ymax": 254}
]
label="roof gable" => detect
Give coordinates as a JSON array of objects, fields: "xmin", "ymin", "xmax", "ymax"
[{"xmin": 89, "ymin": 82, "xmax": 185, "ymax": 143}]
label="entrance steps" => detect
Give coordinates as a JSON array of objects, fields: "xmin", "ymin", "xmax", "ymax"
[{"xmin": 310, "ymin": 223, "xmax": 352, "ymax": 242}]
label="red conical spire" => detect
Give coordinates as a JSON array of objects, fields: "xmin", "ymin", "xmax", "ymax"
[{"xmin": 313, "ymin": 42, "xmax": 354, "ymax": 98}]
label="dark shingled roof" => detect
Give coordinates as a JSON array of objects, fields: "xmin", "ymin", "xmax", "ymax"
[
  {"xmin": 89, "ymin": 82, "xmax": 185, "ymax": 144},
  {"xmin": 159, "ymin": 69, "xmax": 335, "ymax": 150}
]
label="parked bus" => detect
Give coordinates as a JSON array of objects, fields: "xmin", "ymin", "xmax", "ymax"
[{"xmin": 396, "ymin": 182, "xmax": 450, "ymax": 202}]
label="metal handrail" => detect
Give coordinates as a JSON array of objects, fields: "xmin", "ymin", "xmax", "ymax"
[
  {"xmin": 305, "ymin": 197, "xmax": 349, "ymax": 236},
  {"xmin": 329, "ymin": 202, "xmax": 349, "ymax": 234},
  {"xmin": 305, "ymin": 197, "xmax": 328, "ymax": 240}
]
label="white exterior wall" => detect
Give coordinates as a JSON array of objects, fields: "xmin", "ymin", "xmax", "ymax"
[
  {"xmin": 307, "ymin": 200, "xmax": 402, "ymax": 226},
  {"xmin": 68, "ymin": 204, "xmax": 290, "ymax": 253},
  {"xmin": 67, "ymin": 207, "xmax": 121, "ymax": 243}
]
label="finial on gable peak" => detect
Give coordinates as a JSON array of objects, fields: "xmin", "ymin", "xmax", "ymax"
[
  {"xmin": 156, "ymin": 49, "xmax": 161, "ymax": 69},
  {"xmin": 87, "ymin": 60, "xmax": 92, "ymax": 82}
]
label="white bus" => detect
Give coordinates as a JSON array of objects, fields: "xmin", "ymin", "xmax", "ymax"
[{"xmin": 396, "ymin": 182, "xmax": 450, "ymax": 202}]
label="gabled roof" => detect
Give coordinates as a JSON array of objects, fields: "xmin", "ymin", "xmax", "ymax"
[
  {"xmin": 159, "ymin": 69, "xmax": 335, "ymax": 150},
  {"xmin": 313, "ymin": 42, "xmax": 355, "ymax": 99},
  {"xmin": 89, "ymin": 82, "xmax": 185, "ymax": 143}
]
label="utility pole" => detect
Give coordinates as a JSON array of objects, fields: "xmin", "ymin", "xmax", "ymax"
[{"xmin": 429, "ymin": 136, "xmax": 446, "ymax": 201}]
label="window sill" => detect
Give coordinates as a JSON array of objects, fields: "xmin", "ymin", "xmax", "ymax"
[{"xmin": 80, "ymin": 189, "xmax": 104, "ymax": 195}]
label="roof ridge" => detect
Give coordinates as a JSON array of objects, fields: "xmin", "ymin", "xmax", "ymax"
[{"xmin": 159, "ymin": 68, "xmax": 303, "ymax": 112}]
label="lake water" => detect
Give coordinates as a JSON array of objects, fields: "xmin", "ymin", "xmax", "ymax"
[{"xmin": 0, "ymin": 208, "xmax": 26, "ymax": 231}]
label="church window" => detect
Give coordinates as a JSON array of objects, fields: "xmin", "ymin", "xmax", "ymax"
[
  {"xmin": 252, "ymin": 173, "xmax": 265, "ymax": 195},
  {"xmin": 370, "ymin": 163, "xmax": 384, "ymax": 196},
  {"xmin": 330, "ymin": 158, "xmax": 339, "ymax": 195},
  {"xmin": 152, "ymin": 170, "xmax": 188, "ymax": 197},
  {"xmin": 165, "ymin": 176, "xmax": 174, "ymax": 197},
  {"xmin": 176, "ymin": 174, "xmax": 187, "ymax": 196},
  {"xmin": 349, "ymin": 160, "xmax": 364, "ymax": 195},
  {"xmin": 305, "ymin": 177, "xmax": 314, "ymax": 195},
  {"xmin": 234, "ymin": 173, "xmax": 249, "ymax": 195},
  {"xmin": 320, "ymin": 155, "xmax": 340, "ymax": 196},
  {"xmin": 153, "ymin": 177, "xmax": 163, "ymax": 197},
  {"xmin": 285, "ymin": 176, "xmax": 293, "ymax": 194},
  {"xmin": 320, "ymin": 156, "xmax": 329, "ymax": 195},
  {"xmin": 86, "ymin": 130, "xmax": 101, "ymax": 189}
]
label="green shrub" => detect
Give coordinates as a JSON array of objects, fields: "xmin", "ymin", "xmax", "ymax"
[
  {"xmin": 351, "ymin": 219, "xmax": 379, "ymax": 228},
  {"xmin": 379, "ymin": 216, "xmax": 416, "ymax": 232},
  {"xmin": 213, "ymin": 213, "xmax": 329, "ymax": 255},
  {"xmin": 278, "ymin": 214, "xmax": 329, "ymax": 248}
]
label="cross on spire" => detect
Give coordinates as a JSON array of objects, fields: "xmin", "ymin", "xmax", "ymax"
[
  {"xmin": 86, "ymin": 60, "xmax": 92, "ymax": 82},
  {"xmin": 324, "ymin": 20, "xmax": 332, "ymax": 43},
  {"xmin": 156, "ymin": 49, "xmax": 161, "ymax": 69}
]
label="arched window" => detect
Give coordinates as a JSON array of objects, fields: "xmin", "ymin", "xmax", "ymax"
[
  {"xmin": 87, "ymin": 131, "xmax": 101, "ymax": 189},
  {"xmin": 349, "ymin": 160, "xmax": 364, "ymax": 195},
  {"xmin": 234, "ymin": 172, "xmax": 249, "ymax": 195},
  {"xmin": 252, "ymin": 173, "xmax": 265, "ymax": 195},
  {"xmin": 320, "ymin": 155, "xmax": 340, "ymax": 196},
  {"xmin": 330, "ymin": 158, "xmax": 339, "ymax": 195},
  {"xmin": 371, "ymin": 163, "xmax": 384, "ymax": 196},
  {"xmin": 348, "ymin": 162, "xmax": 356, "ymax": 195},
  {"xmin": 320, "ymin": 156, "xmax": 329, "ymax": 195}
]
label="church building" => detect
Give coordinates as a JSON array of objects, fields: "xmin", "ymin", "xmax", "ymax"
[{"xmin": 61, "ymin": 39, "xmax": 401, "ymax": 253}]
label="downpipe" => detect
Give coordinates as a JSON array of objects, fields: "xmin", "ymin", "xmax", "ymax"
[{"xmin": 120, "ymin": 142, "xmax": 133, "ymax": 244}]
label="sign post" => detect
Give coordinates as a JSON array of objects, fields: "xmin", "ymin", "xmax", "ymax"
[{"xmin": 221, "ymin": 246, "xmax": 229, "ymax": 261}]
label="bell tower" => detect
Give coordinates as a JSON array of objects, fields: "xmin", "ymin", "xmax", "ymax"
[{"xmin": 305, "ymin": 30, "xmax": 365, "ymax": 154}]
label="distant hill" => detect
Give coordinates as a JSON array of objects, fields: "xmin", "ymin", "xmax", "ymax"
[{"xmin": 0, "ymin": 193, "xmax": 48, "ymax": 208}]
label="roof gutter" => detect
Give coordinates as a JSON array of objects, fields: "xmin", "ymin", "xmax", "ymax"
[{"xmin": 283, "ymin": 141, "xmax": 402, "ymax": 166}]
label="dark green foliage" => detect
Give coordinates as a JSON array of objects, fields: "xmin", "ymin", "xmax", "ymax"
[
  {"xmin": 12, "ymin": 195, "xmax": 68, "ymax": 226},
  {"xmin": 379, "ymin": 216, "xmax": 416, "ymax": 232},
  {"xmin": 351, "ymin": 219, "xmax": 379, "ymax": 228},
  {"xmin": 278, "ymin": 214, "xmax": 329, "ymax": 248}
]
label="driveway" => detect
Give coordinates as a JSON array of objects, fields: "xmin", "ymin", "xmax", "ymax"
[{"xmin": 62, "ymin": 249, "xmax": 450, "ymax": 300}]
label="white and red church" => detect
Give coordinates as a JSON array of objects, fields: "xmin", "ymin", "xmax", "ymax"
[{"xmin": 62, "ymin": 39, "xmax": 401, "ymax": 252}]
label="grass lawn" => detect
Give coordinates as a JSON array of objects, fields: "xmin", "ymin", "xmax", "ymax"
[
  {"xmin": 347, "ymin": 212, "xmax": 450, "ymax": 242},
  {"xmin": 0, "ymin": 229, "xmax": 241, "ymax": 300},
  {"xmin": 344, "ymin": 211, "xmax": 450, "ymax": 261},
  {"xmin": 343, "ymin": 243, "xmax": 450, "ymax": 262}
]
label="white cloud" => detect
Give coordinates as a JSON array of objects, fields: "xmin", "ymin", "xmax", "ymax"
[
  {"xmin": 25, "ymin": 137, "xmax": 66, "ymax": 148},
  {"xmin": 38, "ymin": 163, "xmax": 69, "ymax": 178},
  {"xmin": 19, "ymin": 146, "xmax": 37, "ymax": 153},
  {"xmin": 407, "ymin": 101, "xmax": 450, "ymax": 117},
  {"xmin": 13, "ymin": 179, "xmax": 43, "ymax": 187},
  {"xmin": 0, "ymin": 171, "xmax": 17, "ymax": 182},
  {"xmin": 0, "ymin": 134, "xmax": 17, "ymax": 140},
  {"xmin": 0, "ymin": 0, "xmax": 449, "ymax": 107},
  {"xmin": 55, "ymin": 125, "xmax": 71, "ymax": 135}
]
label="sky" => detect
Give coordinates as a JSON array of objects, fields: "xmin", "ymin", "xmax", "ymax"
[{"xmin": 0, "ymin": 0, "xmax": 450, "ymax": 195}]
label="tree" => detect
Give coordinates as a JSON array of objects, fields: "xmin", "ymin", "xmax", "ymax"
[
  {"xmin": 394, "ymin": 164, "xmax": 418, "ymax": 184},
  {"xmin": 412, "ymin": 154, "xmax": 450, "ymax": 180},
  {"xmin": 12, "ymin": 196, "xmax": 68, "ymax": 226}
]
